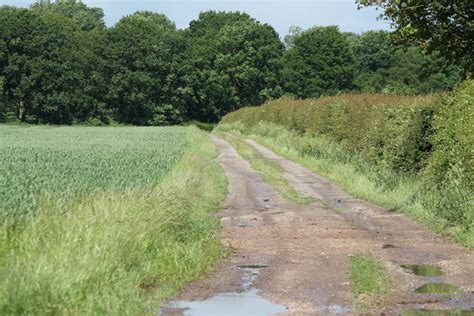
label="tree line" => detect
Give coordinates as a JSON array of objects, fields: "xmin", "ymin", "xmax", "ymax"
[{"xmin": 0, "ymin": 0, "xmax": 468, "ymax": 125}]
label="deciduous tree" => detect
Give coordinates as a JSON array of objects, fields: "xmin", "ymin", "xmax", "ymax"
[
  {"xmin": 356, "ymin": 0, "xmax": 473, "ymax": 74},
  {"xmin": 282, "ymin": 26, "xmax": 354, "ymax": 98}
]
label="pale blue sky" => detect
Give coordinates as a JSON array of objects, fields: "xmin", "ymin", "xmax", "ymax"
[{"xmin": 3, "ymin": 0, "xmax": 391, "ymax": 37}]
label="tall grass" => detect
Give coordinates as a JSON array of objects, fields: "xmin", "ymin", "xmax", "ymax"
[
  {"xmin": 219, "ymin": 80, "xmax": 474, "ymax": 247},
  {"xmin": 0, "ymin": 127, "xmax": 227, "ymax": 314}
]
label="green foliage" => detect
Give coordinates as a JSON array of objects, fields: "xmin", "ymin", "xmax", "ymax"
[
  {"xmin": 423, "ymin": 80, "xmax": 474, "ymax": 229},
  {"xmin": 31, "ymin": 0, "xmax": 105, "ymax": 31},
  {"xmin": 283, "ymin": 25, "xmax": 303, "ymax": 48},
  {"xmin": 107, "ymin": 11, "xmax": 184, "ymax": 125},
  {"xmin": 223, "ymin": 93, "xmax": 439, "ymax": 174},
  {"xmin": 0, "ymin": 126, "xmax": 227, "ymax": 314},
  {"xmin": 189, "ymin": 121, "xmax": 216, "ymax": 132},
  {"xmin": 182, "ymin": 11, "xmax": 284, "ymax": 122},
  {"xmin": 349, "ymin": 255, "xmax": 391, "ymax": 297},
  {"xmin": 0, "ymin": 3, "xmax": 465, "ymax": 125},
  {"xmin": 0, "ymin": 7, "xmax": 41, "ymax": 121},
  {"xmin": 356, "ymin": 0, "xmax": 473, "ymax": 74},
  {"xmin": 350, "ymin": 30, "xmax": 461, "ymax": 94},
  {"xmin": 281, "ymin": 26, "xmax": 354, "ymax": 98},
  {"xmin": 0, "ymin": 5, "xmax": 110, "ymax": 124}
]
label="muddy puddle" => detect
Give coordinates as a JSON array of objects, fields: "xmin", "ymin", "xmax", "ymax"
[
  {"xmin": 415, "ymin": 283, "xmax": 460, "ymax": 294},
  {"xmin": 402, "ymin": 309, "xmax": 474, "ymax": 315},
  {"xmin": 402, "ymin": 264, "xmax": 468, "ymax": 313},
  {"xmin": 169, "ymin": 288, "xmax": 287, "ymax": 316},
  {"xmin": 163, "ymin": 264, "xmax": 287, "ymax": 315},
  {"xmin": 402, "ymin": 264, "xmax": 445, "ymax": 277}
]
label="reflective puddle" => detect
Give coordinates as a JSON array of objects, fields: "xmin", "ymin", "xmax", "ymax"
[
  {"xmin": 401, "ymin": 264, "xmax": 445, "ymax": 277},
  {"xmin": 327, "ymin": 304, "xmax": 352, "ymax": 314},
  {"xmin": 415, "ymin": 283, "xmax": 460, "ymax": 294},
  {"xmin": 162, "ymin": 264, "xmax": 287, "ymax": 315},
  {"xmin": 171, "ymin": 288, "xmax": 287, "ymax": 316},
  {"xmin": 402, "ymin": 309, "xmax": 474, "ymax": 315}
]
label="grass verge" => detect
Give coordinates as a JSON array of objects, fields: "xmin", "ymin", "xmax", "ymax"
[
  {"xmin": 0, "ymin": 127, "xmax": 227, "ymax": 315},
  {"xmin": 217, "ymin": 132, "xmax": 313, "ymax": 205},
  {"xmin": 349, "ymin": 255, "xmax": 391, "ymax": 298}
]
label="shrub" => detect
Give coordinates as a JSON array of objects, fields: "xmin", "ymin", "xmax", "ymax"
[
  {"xmin": 423, "ymin": 80, "xmax": 474, "ymax": 228},
  {"xmin": 222, "ymin": 93, "xmax": 440, "ymax": 174}
]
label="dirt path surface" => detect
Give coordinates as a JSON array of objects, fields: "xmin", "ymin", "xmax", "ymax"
[{"xmin": 162, "ymin": 135, "xmax": 474, "ymax": 315}]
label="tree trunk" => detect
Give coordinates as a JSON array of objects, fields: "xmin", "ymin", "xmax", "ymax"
[{"xmin": 19, "ymin": 99, "xmax": 26, "ymax": 122}]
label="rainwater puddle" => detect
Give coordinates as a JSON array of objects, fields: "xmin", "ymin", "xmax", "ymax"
[
  {"xmin": 172, "ymin": 288, "xmax": 287, "ymax": 316},
  {"xmin": 170, "ymin": 264, "xmax": 286, "ymax": 316},
  {"xmin": 415, "ymin": 283, "xmax": 460, "ymax": 294},
  {"xmin": 402, "ymin": 264, "xmax": 445, "ymax": 277},
  {"xmin": 402, "ymin": 309, "xmax": 474, "ymax": 315},
  {"xmin": 327, "ymin": 304, "xmax": 352, "ymax": 314}
]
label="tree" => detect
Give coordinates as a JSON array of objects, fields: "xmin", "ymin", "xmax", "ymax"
[
  {"xmin": 283, "ymin": 25, "xmax": 303, "ymax": 48},
  {"xmin": 31, "ymin": 0, "xmax": 105, "ymax": 31},
  {"xmin": 0, "ymin": 7, "xmax": 44, "ymax": 122},
  {"xmin": 0, "ymin": 5, "xmax": 109, "ymax": 124},
  {"xmin": 182, "ymin": 11, "xmax": 284, "ymax": 122},
  {"xmin": 107, "ymin": 11, "xmax": 185, "ymax": 125},
  {"xmin": 352, "ymin": 30, "xmax": 462, "ymax": 94},
  {"xmin": 281, "ymin": 26, "xmax": 354, "ymax": 98},
  {"xmin": 33, "ymin": 14, "xmax": 111, "ymax": 124},
  {"xmin": 356, "ymin": 0, "xmax": 474, "ymax": 74}
]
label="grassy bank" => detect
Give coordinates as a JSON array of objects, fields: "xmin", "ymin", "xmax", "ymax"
[
  {"xmin": 0, "ymin": 126, "xmax": 227, "ymax": 314},
  {"xmin": 218, "ymin": 81, "xmax": 473, "ymax": 247}
]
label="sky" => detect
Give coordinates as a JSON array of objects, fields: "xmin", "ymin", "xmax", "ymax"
[{"xmin": 4, "ymin": 0, "xmax": 391, "ymax": 37}]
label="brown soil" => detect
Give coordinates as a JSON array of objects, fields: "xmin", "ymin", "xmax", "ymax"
[{"xmin": 162, "ymin": 135, "xmax": 474, "ymax": 315}]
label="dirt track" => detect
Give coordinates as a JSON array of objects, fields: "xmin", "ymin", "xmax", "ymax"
[{"xmin": 162, "ymin": 135, "xmax": 474, "ymax": 315}]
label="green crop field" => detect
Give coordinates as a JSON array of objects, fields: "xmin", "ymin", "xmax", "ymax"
[
  {"xmin": 0, "ymin": 125, "xmax": 227, "ymax": 315},
  {"xmin": 0, "ymin": 126, "xmax": 187, "ymax": 218}
]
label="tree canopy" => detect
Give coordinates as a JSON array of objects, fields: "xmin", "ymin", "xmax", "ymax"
[
  {"xmin": 31, "ymin": 0, "xmax": 105, "ymax": 31},
  {"xmin": 281, "ymin": 26, "xmax": 354, "ymax": 98},
  {"xmin": 356, "ymin": 0, "xmax": 473, "ymax": 74},
  {"xmin": 0, "ymin": 2, "xmax": 466, "ymax": 125},
  {"xmin": 107, "ymin": 12, "xmax": 183, "ymax": 125},
  {"xmin": 352, "ymin": 30, "xmax": 462, "ymax": 94},
  {"xmin": 181, "ymin": 11, "xmax": 284, "ymax": 122}
]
